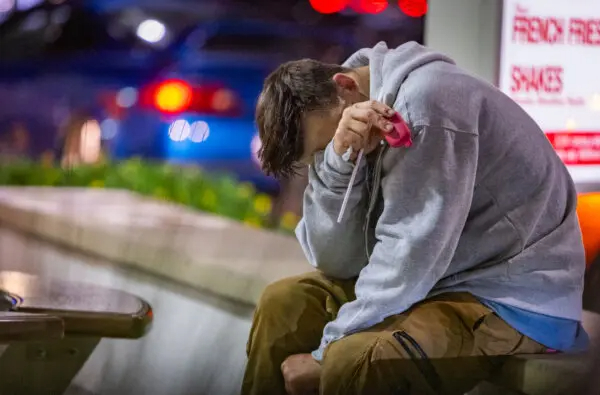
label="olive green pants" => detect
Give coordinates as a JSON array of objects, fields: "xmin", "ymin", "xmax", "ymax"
[{"xmin": 241, "ymin": 271, "xmax": 546, "ymax": 395}]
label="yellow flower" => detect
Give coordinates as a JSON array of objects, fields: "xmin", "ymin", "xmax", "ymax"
[
  {"xmin": 89, "ymin": 180, "xmax": 105, "ymax": 188},
  {"xmin": 40, "ymin": 151, "xmax": 54, "ymax": 168},
  {"xmin": 280, "ymin": 211, "xmax": 300, "ymax": 231},
  {"xmin": 97, "ymin": 151, "xmax": 107, "ymax": 165},
  {"xmin": 152, "ymin": 187, "xmax": 169, "ymax": 200},
  {"xmin": 237, "ymin": 182, "xmax": 255, "ymax": 199},
  {"xmin": 253, "ymin": 194, "xmax": 272, "ymax": 215},
  {"xmin": 201, "ymin": 189, "xmax": 218, "ymax": 210},
  {"xmin": 243, "ymin": 216, "xmax": 262, "ymax": 228},
  {"xmin": 43, "ymin": 170, "xmax": 60, "ymax": 185}
]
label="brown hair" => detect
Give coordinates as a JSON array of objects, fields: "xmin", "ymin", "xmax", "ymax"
[{"xmin": 256, "ymin": 59, "xmax": 350, "ymax": 179}]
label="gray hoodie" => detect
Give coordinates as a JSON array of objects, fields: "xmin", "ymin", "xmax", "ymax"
[{"xmin": 296, "ymin": 42, "xmax": 586, "ymax": 360}]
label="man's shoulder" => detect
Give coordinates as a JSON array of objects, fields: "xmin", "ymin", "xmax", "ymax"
[{"xmin": 398, "ymin": 63, "xmax": 498, "ymax": 135}]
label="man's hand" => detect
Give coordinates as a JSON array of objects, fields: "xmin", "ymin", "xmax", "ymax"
[
  {"xmin": 333, "ymin": 100, "xmax": 395, "ymax": 160},
  {"xmin": 281, "ymin": 353, "xmax": 321, "ymax": 395}
]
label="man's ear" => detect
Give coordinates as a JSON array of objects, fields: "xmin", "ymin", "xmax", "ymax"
[{"xmin": 332, "ymin": 73, "xmax": 358, "ymax": 93}]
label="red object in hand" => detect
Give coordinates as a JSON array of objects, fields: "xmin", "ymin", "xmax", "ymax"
[{"xmin": 385, "ymin": 112, "xmax": 413, "ymax": 148}]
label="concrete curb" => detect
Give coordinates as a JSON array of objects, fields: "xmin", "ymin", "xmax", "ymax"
[{"xmin": 0, "ymin": 187, "xmax": 309, "ymax": 306}]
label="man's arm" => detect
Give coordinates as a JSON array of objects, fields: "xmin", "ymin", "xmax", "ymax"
[
  {"xmin": 295, "ymin": 142, "xmax": 369, "ymax": 279},
  {"xmin": 313, "ymin": 126, "xmax": 479, "ymax": 360}
]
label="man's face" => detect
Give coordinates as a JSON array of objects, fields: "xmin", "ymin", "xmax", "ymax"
[
  {"xmin": 299, "ymin": 104, "xmax": 345, "ymax": 165},
  {"xmin": 297, "ymin": 71, "xmax": 368, "ymax": 166}
]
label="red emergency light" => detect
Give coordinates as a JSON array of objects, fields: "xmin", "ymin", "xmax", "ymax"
[
  {"xmin": 398, "ymin": 0, "xmax": 428, "ymax": 18},
  {"xmin": 350, "ymin": 0, "xmax": 388, "ymax": 14},
  {"xmin": 309, "ymin": 0, "xmax": 348, "ymax": 14},
  {"xmin": 309, "ymin": 0, "xmax": 427, "ymax": 16},
  {"xmin": 141, "ymin": 80, "xmax": 241, "ymax": 116},
  {"xmin": 154, "ymin": 80, "xmax": 193, "ymax": 114}
]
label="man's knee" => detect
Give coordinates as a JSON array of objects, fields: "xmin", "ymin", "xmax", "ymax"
[
  {"xmin": 256, "ymin": 275, "xmax": 308, "ymax": 314},
  {"xmin": 256, "ymin": 271, "xmax": 347, "ymax": 317},
  {"xmin": 247, "ymin": 273, "xmax": 334, "ymax": 360},
  {"xmin": 321, "ymin": 332, "xmax": 432, "ymax": 395},
  {"xmin": 321, "ymin": 332, "xmax": 387, "ymax": 394}
]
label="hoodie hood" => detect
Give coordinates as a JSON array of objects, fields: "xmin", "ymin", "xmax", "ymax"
[{"xmin": 342, "ymin": 41, "xmax": 455, "ymax": 107}]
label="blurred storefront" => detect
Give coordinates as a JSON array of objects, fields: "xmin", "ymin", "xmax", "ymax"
[{"xmin": 426, "ymin": 0, "xmax": 600, "ymax": 193}]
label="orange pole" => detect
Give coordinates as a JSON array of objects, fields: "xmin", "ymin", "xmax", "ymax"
[{"xmin": 577, "ymin": 193, "xmax": 600, "ymax": 268}]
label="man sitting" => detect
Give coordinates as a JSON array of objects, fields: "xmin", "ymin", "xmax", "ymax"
[{"xmin": 242, "ymin": 42, "xmax": 588, "ymax": 395}]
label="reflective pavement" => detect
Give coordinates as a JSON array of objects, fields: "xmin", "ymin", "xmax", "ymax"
[{"xmin": 0, "ymin": 226, "xmax": 253, "ymax": 395}]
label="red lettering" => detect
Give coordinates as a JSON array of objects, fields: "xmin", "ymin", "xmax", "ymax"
[
  {"xmin": 512, "ymin": 14, "xmax": 565, "ymax": 44},
  {"xmin": 589, "ymin": 19, "xmax": 600, "ymax": 45},
  {"xmin": 510, "ymin": 67, "xmax": 521, "ymax": 93},
  {"xmin": 569, "ymin": 18, "xmax": 600, "ymax": 46},
  {"xmin": 512, "ymin": 15, "xmax": 529, "ymax": 42},
  {"xmin": 515, "ymin": 5, "xmax": 528, "ymax": 14},
  {"xmin": 538, "ymin": 97, "xmax": 565, "ymax": 105},
  {"xmin": 567, "ymin": 97, "xmax": 585, "ymax": 106},
  {"xmin": 510, "ymin": 66, "xmax": 564, "ymax": 95},
  {"xmin": 569, "ymin": 18, "xmax": 586, "ymax": 44},
  {"xmin": 546, "ymin": 132, "xmax": 600, "ymax": 165}
]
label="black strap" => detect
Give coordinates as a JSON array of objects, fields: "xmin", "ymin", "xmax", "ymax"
[{"xmin": 393, "ymin": 331, "xmax": 443, "ymax": 393}]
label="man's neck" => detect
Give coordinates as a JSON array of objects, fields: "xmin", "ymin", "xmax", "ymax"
[{"xmin": 354, "ymin": 66, "xmax": 371, "ymax": 99}]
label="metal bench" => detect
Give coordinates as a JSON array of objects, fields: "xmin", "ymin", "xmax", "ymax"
[
  {"xmin": 470, "ymin": 309, "xmax": 599, "ymax": 394},
  {"xmin": 0, "ymin": 271, "xmax": 153, "ymax": 395},
  {"xmin": 0, "ymin": 311, "xmax": 63, "ymax": 343},
  {"xmin": 469, "ymin": 248, "xmax": 600, "ymax": 395},
  {"xmin": 484, "ymin": 352, "xmax": 592, "ymax": 394}
]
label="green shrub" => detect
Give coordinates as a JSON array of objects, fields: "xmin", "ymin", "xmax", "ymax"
[{"xmin": 0, "ymin": 159, "xmax": 300, "ymax": 233}]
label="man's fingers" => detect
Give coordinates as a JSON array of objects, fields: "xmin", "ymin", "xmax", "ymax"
[
  {"xmin": 281, "ymin": 362, "xmax": 294, "ymax": 394},
  {"xmin": 281, "ymin": 354, "xmax": 321, "ymax": 395},
  {"xmin": 333, "ymin": 100, "xmax": 395, "ymax": 156},
  {"xmin": 340, "ymin": 129, "xmax": 365, "ymax": 154},
  {"xmin": 343, "ymin": 119, "xmax": 369, "ymax": 144},
  {"xmin": 355, "ymin": 99, "xmax": 395, "ymax": 117},
  {"xmin": 284, "ymin": 380, "xmax": 294, "ymax": 395},
  {"xmin": 343, "ymin": 107, "xmax": 394, "ymax": 134},
  {"xmin": 335, "ymin": 120, "xmax": 383, "ymax": 157},
  {"xmin": 343, "ymin": 107, "xmax": 376, "ymax": 124},
  {"xmin": 378, "ymin": 118, "xmax": 394, "ymax": 133},
  {"xmin": 282, "ymin": 370, "xmax": 300, "ymax": 395}
]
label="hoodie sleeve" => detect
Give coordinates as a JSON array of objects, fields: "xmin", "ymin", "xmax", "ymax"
[
  {"xmin": 295, "ymin": 142, "xmax": 369, "ymax": 279},
  {"xmin": 312, "ymin": 126, "xmax": 479, "ymax": 360}
]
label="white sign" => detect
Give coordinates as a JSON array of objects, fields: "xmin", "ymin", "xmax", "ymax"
[{"xmin": 499, "ymin": 0, "xmax": 600, "ymax": 183}]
